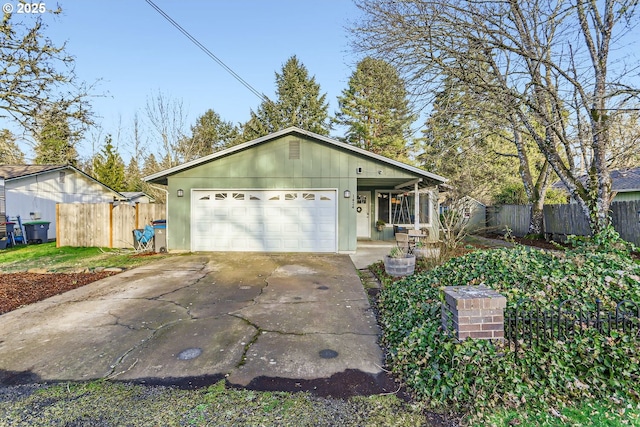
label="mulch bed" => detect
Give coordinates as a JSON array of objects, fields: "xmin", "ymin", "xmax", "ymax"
[{"xmin": 0, "ymin": 272, "xmax": 115, "ymax": 315}]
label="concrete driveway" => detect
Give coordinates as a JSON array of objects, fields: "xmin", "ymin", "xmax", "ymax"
[{"xmin": 0, "ymin": 253, "xmax": 385, "ymax": 393}]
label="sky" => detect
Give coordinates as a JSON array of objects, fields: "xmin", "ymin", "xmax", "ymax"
[
  {"xmin": 6, "ymin": 1, "xmax": 639, "ymax": 163},
  {"xmin": 8, "ymin": 0, "xmax": 364, "ymax": 161}
]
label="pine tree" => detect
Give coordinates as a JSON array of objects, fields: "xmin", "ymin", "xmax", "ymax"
[
  {"xmin": 184, "ymin": 109, "xmax": 240, "ymax": 161},
  {"xmin": 334, "ymin": 57, "xmax": 415, "ymax": 161},
  {"xmin": 242, "ymin": 56, "xmax": 330, "ymax": 140},
  {"xmin": 0, "ymin": 130, "xmax": 25, "ymax": 164},
  {"xmin": 33, "ymin": 107, "xmax": 79, "ymax": 165},
  {"xmin": 92, "ymin": 135, "xmax": 125, "ymax": 191},
  {"xmin": 124, "ymin": 157, "xmax": 143, "ymax": 192},
  {"xmin": 142, "ymin": 153, "xmax": 160, "ymax": 177}
]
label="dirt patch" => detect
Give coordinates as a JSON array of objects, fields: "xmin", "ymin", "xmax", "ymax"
[{"xmin": 0, "ymin": 272, "xmax": 115, "ymax": 314}]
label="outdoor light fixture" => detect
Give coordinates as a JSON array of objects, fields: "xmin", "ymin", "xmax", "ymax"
[
  {"xmin": 177, "ymin": 189, "xmax": 184, "ymax": 197},
  {"xmin": 638, "ymin": 209, "xmax": 640, "ymax": 223},
  {"xmin": 344, "ymin": 189, "xmax": 351, "ymax": 198}
]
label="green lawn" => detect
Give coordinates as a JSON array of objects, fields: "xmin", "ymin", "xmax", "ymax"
[{"xmin": 0, "ymin": 242, "xmax": 170, "ymax": 272}]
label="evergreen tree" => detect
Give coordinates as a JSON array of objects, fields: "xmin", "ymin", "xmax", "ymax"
[
  {"xmin": 0, "ymin": 129, "xmax": 25, "ymax": 164},
  {"xmin": 183, "ymin": 109, "xmax": 240, "ymax": 161},
  {"xmin": 142, "ymin": 153, "xmax": 160, "ymax": 177},
  {"xmin": 125, "ymin": 157, "xmax": 143, "ymax": 192},
  {"xmin": 242, "ymin": 56, "xmax": 330, "ymax": 140},
  {"xmin": 335, "ymin": 57, "xmax": 415, "ymax": 161},
  {"xmin": 418, "ymin": 74, "xmax": 522, "ymax": 204},
  {"xmin": 33, "ymin": 106, "xmax": 78, "ymax": 165},
  {"xmin": 92, "ymin": 135, "xmax": 125, "ymax": 191}
]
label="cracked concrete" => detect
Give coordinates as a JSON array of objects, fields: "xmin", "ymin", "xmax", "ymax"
[{"xmin": 0, "ymin": 253, "xmax": 384, "ymax": 389}]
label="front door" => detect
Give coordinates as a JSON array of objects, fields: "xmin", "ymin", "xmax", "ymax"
[{"xmin": 356, "ymin": 191, "xmax": 370, "ymax": 238}]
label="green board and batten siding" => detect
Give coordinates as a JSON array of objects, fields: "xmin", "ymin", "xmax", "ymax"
[{"xmin": 166, "ymin": 134, "xmax": 418, "ymax": 252}]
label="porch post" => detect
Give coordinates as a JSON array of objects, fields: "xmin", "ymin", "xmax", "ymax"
[{"xmin": 414, "ymin": 181, "xmax": 419, "ymax": 230}]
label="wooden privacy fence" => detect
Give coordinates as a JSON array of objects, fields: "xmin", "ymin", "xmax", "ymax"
[
  {"xmin": 56, "ymin": 203, "xmax": 166, "ymax": 248},
  {"xmin": 486, "ymin": 205, "xmax": 531, "ymax": 237},
  {"xmin": 486, "ymin": 201, "xmax": 640, "ymax": 245}
]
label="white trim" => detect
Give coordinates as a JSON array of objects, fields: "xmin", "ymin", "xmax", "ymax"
[{"xmin": 374, "ymin": 189, "xmax": 434, "ymax": 229}]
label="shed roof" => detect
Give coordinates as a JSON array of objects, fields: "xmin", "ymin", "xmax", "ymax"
[
  {"xmin": 145, "ymin": 127, "xmax": 447, "ymax": 186},
  {"xmin": 121, "ymin": 191, "xmax": 156, "ymax": 202},
  {"xmin": 0, "ymin": 164, "xmax": 126, "ymax": 200}
]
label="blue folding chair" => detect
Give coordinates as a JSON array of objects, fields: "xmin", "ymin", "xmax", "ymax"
[{"xmin": 133, "ymin": 224, "xmax": 155, "ymax": 252}]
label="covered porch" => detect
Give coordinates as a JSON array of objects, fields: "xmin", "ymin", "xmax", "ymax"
[{"xmin": 354, "ymin": 176, "xmax": 441, "ymax": 242}]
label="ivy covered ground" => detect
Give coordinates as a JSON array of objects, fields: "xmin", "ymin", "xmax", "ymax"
[{"xmin": 376, "ymin": 230, "xmax": 640, "ymax": 425}]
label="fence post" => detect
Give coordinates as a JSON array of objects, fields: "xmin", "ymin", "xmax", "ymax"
[
  {"xmin": 442, "ymin": 285, "xmax": 507, "ymax": 340},
  {"xmin": 109, "ymin": 202, "xmax": 113, "ymax": 248}
]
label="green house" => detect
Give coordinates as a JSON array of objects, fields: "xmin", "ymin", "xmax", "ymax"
[{"xmin": 145, "ymin": 127, "xmax": 447, "ymax": 253}]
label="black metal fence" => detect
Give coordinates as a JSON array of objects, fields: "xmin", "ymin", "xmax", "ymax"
[{"xmin": 505, "ymin": 299, "xmax": 640, "ymax": 352}]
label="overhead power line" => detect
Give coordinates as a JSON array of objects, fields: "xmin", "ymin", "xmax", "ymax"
[{"xmin": 145, "ymin": 0, "xmax": 267, "ymax": 102}]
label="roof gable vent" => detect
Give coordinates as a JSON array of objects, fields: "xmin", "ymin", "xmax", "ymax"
[{"xmin": 289, "ymin": 140, "xmax": 300, "ymax": 160}]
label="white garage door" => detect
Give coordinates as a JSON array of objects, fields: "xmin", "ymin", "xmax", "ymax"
[{"xmin": 191, "ymin": 190, "xmax": 337, "ymax": 252}]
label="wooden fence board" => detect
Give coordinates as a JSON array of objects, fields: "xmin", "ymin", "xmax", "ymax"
[
  {"xmin": 486, "ymin": 205, "xmax": 531, "ymax": 237},
  {"xmin": 543, "ymin": 204, "xmax": 590, "ymax": 241},
  {"xmin": 56, "ymin": 203, "xmax": 166, "ymax": 248},
  {"xmin": 486, "ymin": 202, "xmax": 639, "ymax": 245},
  {"xmin": 112, "ymin": 204, "xmax": 136, "ymax": 248},
  {"xmin": 610, "ymin": 200, "xmax": 640, "ymax": 246}
]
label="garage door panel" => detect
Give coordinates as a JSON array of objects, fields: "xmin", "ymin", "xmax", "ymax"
[
  {"xmin": 245, "ymin": 223, "xmax": 264, "ymax": 233},
  {"xmin": 231, "ymin": 207, "xmax": 248, "ymax": 216},
  {"xmin": 192, "ymin": 190, "xmax": 336, "ymax": 252}
]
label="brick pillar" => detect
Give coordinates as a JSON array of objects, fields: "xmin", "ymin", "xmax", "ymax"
[{"xmin": 442, "ymin": 285, "xmax": 506, "ymax": 340}]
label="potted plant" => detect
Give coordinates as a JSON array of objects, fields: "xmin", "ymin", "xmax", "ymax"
[
  {"xmin": 384, "ymin": 246, "xmax": 416, "ymax": 277},
  {"xmin": 375, "ymin": 219, "xmax": 386, "ymax": 232}
]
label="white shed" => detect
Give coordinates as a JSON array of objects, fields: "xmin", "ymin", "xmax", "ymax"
[{"xmin": 0, "ymin": 165, "xmax": 126, "ymax": 241}]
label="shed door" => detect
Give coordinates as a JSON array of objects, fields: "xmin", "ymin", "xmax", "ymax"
[{"xmin": 191, "ymin": 190, "xmax": 337, "ymax": 252}]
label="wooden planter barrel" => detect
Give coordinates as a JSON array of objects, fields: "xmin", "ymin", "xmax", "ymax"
[{"xmin": 384, "ymin": 254, "xmax": 416, "ymax": 277}]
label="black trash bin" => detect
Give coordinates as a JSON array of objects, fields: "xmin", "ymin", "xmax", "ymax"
[
  {"xmin": 23, "ymin": 221, "xmax": 50, "ymax": 244},
  {"xmin": 152, "ymin": 219, "xmax": 167, "ymax": 253}
]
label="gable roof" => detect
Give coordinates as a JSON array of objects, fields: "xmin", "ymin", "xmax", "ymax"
[
  {"xmin": 145, "ymin": 126, "xmax": 447, "ymax": 186},
  {"xmin": 0, "ymin": 164, "xmax": 127, "ymax": 200},
  {"xmin": 121, "ymin": 191, "xmax": 156, "ymax": 202},
  {"xmin": 609, "ymin": 167, "xmax": 640, "ymax": 192},
  {"xmin": 553, "ymin": 166, "xmax": 640, "ymax": 193},
  {"xmin": 0, "ymin": 164, "xmax": 66, "ymax": 180}
]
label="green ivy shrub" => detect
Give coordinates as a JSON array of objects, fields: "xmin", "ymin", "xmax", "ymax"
[{"xmin": 378, "ymin": 233, "xmax": 640, "ymax": 419}]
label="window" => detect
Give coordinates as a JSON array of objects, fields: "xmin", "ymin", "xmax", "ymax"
[
  {"xmin": 376, "ymin": 191, "xmax": 430, "ymax": 224},
  {"xmin": 215, "ymin": 193, "xmax": 227, "ymax": 200}
]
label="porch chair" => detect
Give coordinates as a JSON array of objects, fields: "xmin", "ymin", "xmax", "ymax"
[
  {"xmin": 133, "ymin": 224, "xmax": 155, "ymax": 252},
  {"xmin": 395, "ymin": 232, "xmax": 412, "ymax": 254}
]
